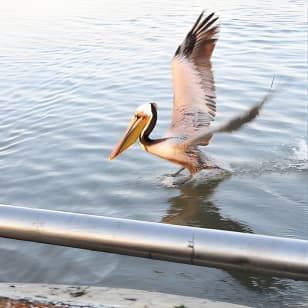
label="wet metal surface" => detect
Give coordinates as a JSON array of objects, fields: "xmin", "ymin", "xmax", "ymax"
[{"xmin": 0, "ymin": 205, "xmax": 307, "ymax": 280}]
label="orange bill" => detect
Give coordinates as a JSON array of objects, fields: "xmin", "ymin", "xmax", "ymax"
[{"xmin": 109, "ymin": 116, "xmax": 149, "ymax": 160}]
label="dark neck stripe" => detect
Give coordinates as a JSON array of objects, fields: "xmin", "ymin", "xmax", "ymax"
[{"xmin": 140, "ymin": 103, "xmax": 157, "ymax": 145}]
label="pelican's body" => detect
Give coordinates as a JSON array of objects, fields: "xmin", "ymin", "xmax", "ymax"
[
  {"xmin": 140, "ymin": 127, "xmax": 217, "ymax": 175},
  {"xmin": 109, "ymin": 12, "xmax": 271, "ymax": 178}
]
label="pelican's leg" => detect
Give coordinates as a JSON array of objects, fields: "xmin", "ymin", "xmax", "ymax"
[{"xmin": 171, "ymin": 167, "xmax": 185, "ymax": 177}]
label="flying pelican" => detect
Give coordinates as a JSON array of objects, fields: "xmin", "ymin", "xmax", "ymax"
[{"xmin": 109, "ymin": 11, "xmax": 271, "ymax": 179}]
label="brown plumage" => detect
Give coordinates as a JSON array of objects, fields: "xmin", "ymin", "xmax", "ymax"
[
  {"xmin": 109, "ymin": 12, "xmax": 272, "ymax": 180},
  {"xmin": 167, "ymin": 11, "xmax": 219, "ymax": 142}
]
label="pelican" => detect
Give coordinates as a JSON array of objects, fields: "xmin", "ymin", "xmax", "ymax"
[{"xmin": 109, "ymin": 12, "xmax": 271, "ymax": 179}]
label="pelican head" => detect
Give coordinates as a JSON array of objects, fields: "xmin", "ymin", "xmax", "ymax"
[{"xmin": 109, "ymin": 102, "xmax": 157, "ymax": 160}]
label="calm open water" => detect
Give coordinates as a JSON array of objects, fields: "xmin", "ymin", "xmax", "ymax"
[{"xmin": 0, "ymin": 0, "xmax": 307, "ymax": 307}]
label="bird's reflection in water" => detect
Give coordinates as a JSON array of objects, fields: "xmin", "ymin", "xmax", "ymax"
[
  {"xmin": 161, "ymin": 172, "xmax": 286, "ymax": 293},
  {"xmin": 162, "ymin": 172, "xmax": 250, "ymax": 232}
]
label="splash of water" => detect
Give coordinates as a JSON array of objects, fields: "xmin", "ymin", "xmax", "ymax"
[
  {"xmin": 231, "ymin": 139, "xmax": 307, "ymax": 176},
  {"xmin": 292, "ymin": 139, "xmax": 308, "ymax": 161},
  {"xmin": 160, "ymin": 139, "xmax": 307, "ymax": 187},
  {"xmin": 160, "ymin": 168, "xmax": 231, "ymax": 188}
]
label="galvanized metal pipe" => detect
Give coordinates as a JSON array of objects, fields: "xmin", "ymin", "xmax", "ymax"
[{"xmin": 0, "ymin": 204, "xmax": 307, "ymax": 280}]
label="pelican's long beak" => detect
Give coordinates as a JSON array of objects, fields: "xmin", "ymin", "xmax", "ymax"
[{"xmin": 109, "ymin": 115, "xmax": 149, "ymax": 160}]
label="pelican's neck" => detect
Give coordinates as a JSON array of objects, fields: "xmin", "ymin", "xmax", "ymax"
[{"xmin": 140, "ymin": 103, "xmax": 158, "ymax": 145}]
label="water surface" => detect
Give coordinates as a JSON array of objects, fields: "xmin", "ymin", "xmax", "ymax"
[{"xmin": 0, "ymin": 0, "xmax": 307, "ymax": 307}]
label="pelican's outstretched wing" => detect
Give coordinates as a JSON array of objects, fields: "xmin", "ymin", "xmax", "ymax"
[
  {"xmin": 166, "ymin": 12, "xmax": 219, "ymax": 144},
  {"xmin": 184, "ymin": 90, "xmax": 274, "ymax": 147}
]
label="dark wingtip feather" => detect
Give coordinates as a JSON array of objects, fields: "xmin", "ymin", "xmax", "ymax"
[
  {"xmin": 190, "ymin": 11, "xmax": 205, "ymax": 34},
  {"xmin": 197, "ymin": 16, "xmax": 219, "ymax": 35},
  {"xmin": 178, "ymin": 11, "xmax": 219, "ymax": 58},
  {"xmin": 174, "ymin": 45, "xmax": 181, "ymax": 56},
  {"xmin": 195, "ymin": 12, "xmax": 216, "ymax": 34}
]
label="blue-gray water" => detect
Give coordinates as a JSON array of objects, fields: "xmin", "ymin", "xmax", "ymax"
[{"xmin": 0, "ymin": 0, "xmax": 307, "ymax": 307}]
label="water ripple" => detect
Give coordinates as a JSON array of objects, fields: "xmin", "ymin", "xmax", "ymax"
[{"xmin": 0, "ymin": 1, "xmax": 307, "ymax": 306}]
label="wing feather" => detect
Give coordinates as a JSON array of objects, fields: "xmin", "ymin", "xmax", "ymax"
[
  {"xmin": 183, "ymin": 90, "xmax": 274, "ymax": 148},
  {"xmin": 166, "ymin": 12, "xmax": 219, "ymax": 143}
]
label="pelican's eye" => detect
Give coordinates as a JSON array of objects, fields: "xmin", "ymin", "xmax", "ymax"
[{"xmin": 135, "ymin": 113, "xmax": 144, "ymax": 119}]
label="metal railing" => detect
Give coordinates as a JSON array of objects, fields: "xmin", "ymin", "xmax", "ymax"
[{"xmin": 0, "ymin": 204, "xmax": 307, "ymax": 280}]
